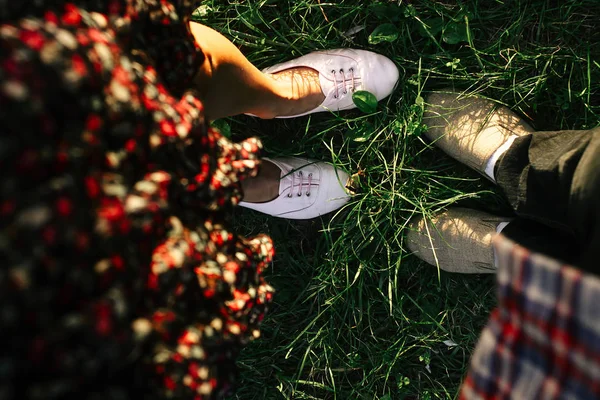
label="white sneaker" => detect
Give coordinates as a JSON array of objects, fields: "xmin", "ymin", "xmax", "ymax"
[
  {"xmin": 263, "ymin": 49, "xmax": 400, "ymax": 118},
  {"xmin": 239, "ymin": 157, "xmax": 352, "ymax": 219}
]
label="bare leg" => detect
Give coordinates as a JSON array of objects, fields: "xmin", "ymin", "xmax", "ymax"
[{"xmin": 189, "ymin": 22, "xmax": 325, "ymax": 120}]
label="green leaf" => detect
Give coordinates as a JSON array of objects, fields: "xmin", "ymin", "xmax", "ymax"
[
  {"xmin": 351, "ymin": 130, "xmax": 374, "ymax": 143},
  {"xmin": 397, "ymin": 374, "xmax": 411, "ymax": 389},
  {"xmin": 443, "ymin": 23, "xmax": 468, "ymax": 44},
  {"xmin": 380, "ymin": 395, "xmax": 392, "ymax": 400},
  {"xmin": 368, "ymin": 3, "xmax": 390, "ymax": 20},
  {"xmin": 418, "ymin": 17, "xmax": 444, "ymax": 38},
  {"xmin": 446, "ymin": 58, "xmax": 462, "ymax": 70},
  {"xmin": 368, "ymin": 23, "xmax": 399, "ymax": 44},
  {"xmin": 193, "ymin": 4, "xmax": 212, "ymax": 18},
  {"xmin": 368, "ymin": 3, "xmax": 403, "ymax": 22},
  {"xmin": 403, "ymin": 4, "xmax": 417, "ymax": 18},
  {"xmin": 210, "ymin": 119, "xmax": 231, "ymax": 139},
  {"xmin": 352, "ymin": 90, "xmax": 378, "ymax": 113},
  {"xmin": 348, "ymin": 122, "xmax": 375, "ymax": 142}
]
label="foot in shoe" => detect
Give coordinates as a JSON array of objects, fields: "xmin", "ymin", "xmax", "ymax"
[
  {"xmin": 406, "ymin": 207, "xmax": 511, "ymax": 274},
  {"xmin": 239, "ymin": 157, "xmax": 352, "ymax": 220},
  {"xmin": 266, "ymin": 67, "xmax": 326, "ymax": 118},
  {"xmin": 423, "ymin": 89, "xmax": 534, "ymax": 179},
  {"xmin": 262, "ymin": 49, "xmax": 400, "ymax": 118}
]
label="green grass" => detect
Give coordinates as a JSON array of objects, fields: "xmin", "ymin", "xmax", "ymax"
[{"xmin": 192, "ymin": 1, "xmax": 600, "ymax": 399}]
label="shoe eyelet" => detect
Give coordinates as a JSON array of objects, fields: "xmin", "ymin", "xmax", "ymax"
[
  {"xmin": 306, "ymin": 192, "xmax": 311, "ymax": 197},
  {"xmin": 331, "ymin": 69, "xmax": 336, "ymax": 74},
  {"xmin": 308, "ymin": 173, "xmax": 313, "ymax": 177},
  {"xmin": 343, "ymin": 90, "xmax": 348, "ymax": 95},
  {"xmin": 339, "ymin": 69, "xmax": 344, "ymax": 73},
  {"xmin": 287, "ymin": 193, "xmax": 293, "ymax": 198},
  {"xmin": 349, "ymin": 67, "xmax": 354, "ymax": 72},
  {"xmin": 297, "ymin": 193, "xmax": 302, "ymax": 197},
  {"xmin": 333, "ymin": 95, "xmax": 338, "ymax": 99},
  {"xmin": 298, "ymin": 171, "xmax": 303, "ymax": 176}
]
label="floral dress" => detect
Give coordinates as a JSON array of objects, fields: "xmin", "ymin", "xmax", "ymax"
[{"xmin": 0, "ymin": 1, "xmax": 274, "ymax": 399}]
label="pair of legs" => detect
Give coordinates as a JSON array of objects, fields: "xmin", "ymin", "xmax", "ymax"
[
  {"xmin": 188, "ymin": 22, "xmax": 399, "ymax": 219},
  {"xmin": 407, "ymin": 90, "xmax": 600, "ymax": 274},
  {"xmin": 496, "ymin": 127, "xmax": 600, "ymax": 272},
  {"xmin": 189, "ymin": 22, "xmax": 324, "ymax": 204}
]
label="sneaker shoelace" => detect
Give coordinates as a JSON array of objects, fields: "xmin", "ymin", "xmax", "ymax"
[
  {"xmin": 287, "ymin": 170, "xmax": 313, "ymax": 198},
  {"xmin": 331, "ymin": 68, "xmax": 358, "ymax": 99}
]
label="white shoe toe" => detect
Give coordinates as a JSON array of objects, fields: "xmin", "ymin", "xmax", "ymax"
[
  {"xmin": 360, "ymin": 50, "xmax": 400, "ymax": 101},
  {"xmin": 316, "ymin": 162, "xmax": 352, "ymax": 215}
]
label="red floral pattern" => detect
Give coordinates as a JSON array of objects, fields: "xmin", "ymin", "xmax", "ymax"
[{"xmin": 0, "ymin": 1, "xmax": 274, "ymax": 399}]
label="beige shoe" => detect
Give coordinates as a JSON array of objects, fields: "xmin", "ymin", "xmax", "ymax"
[
  {"xmin": 406, "ymin": 208, "xmax": 510, "ymax": 274},
  {"xmin": 424, "ymin": 90, "xmax": 534, "ymax": 178}
]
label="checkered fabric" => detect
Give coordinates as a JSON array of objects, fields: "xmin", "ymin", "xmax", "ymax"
[{"xmin": 460, "ymin": 235, "xmax": 600, "ymax": 399}]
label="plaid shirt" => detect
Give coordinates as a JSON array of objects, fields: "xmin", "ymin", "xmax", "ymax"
[{"xmin": 460, "ymin": 235, "xmax": 600, "ymax": 399}]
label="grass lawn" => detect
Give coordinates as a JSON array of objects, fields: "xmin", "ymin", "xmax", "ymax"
[{"xmin": 193, "ymin": 1, "xmax": 600, "ymax": 399}]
